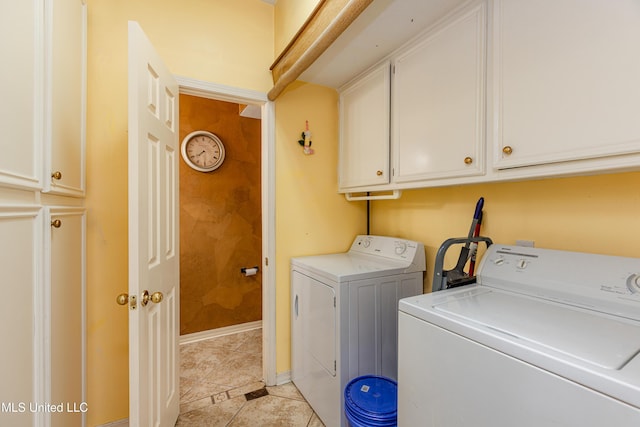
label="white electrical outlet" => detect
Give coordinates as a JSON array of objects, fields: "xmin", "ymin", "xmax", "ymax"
[{"xmin": 516, "ymin": 240, "xmax": 535, "ymax": 247}]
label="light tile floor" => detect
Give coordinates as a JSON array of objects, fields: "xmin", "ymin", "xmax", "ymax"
[{"xmin": 176, "ymin": 328, "xmax": 325, "ymax": 427}]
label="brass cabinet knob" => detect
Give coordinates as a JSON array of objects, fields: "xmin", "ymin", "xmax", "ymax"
[
  {"xmin": 464, "ymin": 157, "xmax": 473, "ymax": 165},
  {"xmin": 141, "ymin": 290, "xmax": 163, "ymax": 307},
  {"xmin": 51, "ymin": 219, "xmax": 62, "ymax": 228},
  {"xmin": 116, "ymin": 293, "xmax": 129, "ymax": 305},
  {"xmin": 376, "ymin": 170, "xmax": 383, "ymax": 176},
  {"xmin": 502, "ymin": 145, "xmax": 513, "ymax": 155},
  {"xmin": 51, "ymin": 171, "xmax": 63, "ymax": 180}
]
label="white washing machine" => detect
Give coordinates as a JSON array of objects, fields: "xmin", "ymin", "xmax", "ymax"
[
  {"xmin": 398, "ymin": 244, "xmax": 640, "ymax": 427},
  {"xmin": 291, "ymin": 235, "xmax": 426, "ymax": 427}
]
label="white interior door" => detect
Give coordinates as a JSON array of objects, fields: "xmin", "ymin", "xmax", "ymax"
[{"xmin": 128, "ymin": 21, "xmax": 180, "ymax": 427}]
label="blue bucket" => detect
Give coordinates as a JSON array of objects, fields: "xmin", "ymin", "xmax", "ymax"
[{"xmin": 344, "ymin": 375, "xmax": 397, "ymax": 427}]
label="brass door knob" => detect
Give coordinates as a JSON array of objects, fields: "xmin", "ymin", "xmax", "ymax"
[
  {"xmin": 151, "ymin": 291, "xmax": 163, "ymax": 304},
  {"xmin": 51, "ymin": 219, "xmax": 62, "ymax": 228},
  {"xmin": 116, "ymin": 293, "xmax": 137, "ymax": 309},
  {"xmin": 464, "ymin": 157, "xmax": 473, "ymax": 165},
  {"xmin": 116, "ymin": 293, "xmax": 129, "ymax": 305},
  {"xmin": 141, "ymin": 290, "xmax": 164, "ymax": 307},
  {"xmin": 376, "ymin": 170, "xmax": 383, "ymax": 176},
  {"xmin": 52, "ymin": 171, "xmax": 63, "ymax": 180},
  {"xmin": 502, "ymin": 145, "xmax": 513, "ymax": 155}
]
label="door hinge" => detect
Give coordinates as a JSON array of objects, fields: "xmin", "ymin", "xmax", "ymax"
[
  {"xmin": 334, "ymin": 296, "xmax": 336, "ymax": 307},
  {"xmin": 334, "ymin": 360, "xmax": 337, "ymax": 371},
  {"xmin": 265, "ymin": 257, "xmax": 268, "ymax": 266}
]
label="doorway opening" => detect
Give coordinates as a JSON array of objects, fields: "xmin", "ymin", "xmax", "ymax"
[
  {"xmin": 179, "ymin": 94, "xmax": 262, "ymax": 334},
  {"xmin": 176, "ymin": 76, "xmax": 276, "ymax": 388}
]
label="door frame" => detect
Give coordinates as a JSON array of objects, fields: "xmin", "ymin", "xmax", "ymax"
[{"xmin": 175, "ymin": 76, "xmax": 276, "ymax": 386}]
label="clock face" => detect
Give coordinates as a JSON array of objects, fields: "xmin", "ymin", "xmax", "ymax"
[{"xmin": 181, "ymin": 131, "xmax": 226, "ymax": 172}]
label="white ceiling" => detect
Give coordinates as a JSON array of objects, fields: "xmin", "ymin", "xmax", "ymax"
[{"xmin": 299, "ymin": 0, "xmax": 468, "ymax": 89}]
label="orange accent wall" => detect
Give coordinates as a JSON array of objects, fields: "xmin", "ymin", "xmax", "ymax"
[{"xmin": 179, "ymin": 94, "xmax": 262, "ymax": 335}]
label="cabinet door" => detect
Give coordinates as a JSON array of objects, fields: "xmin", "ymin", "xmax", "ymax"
[
  {"xmin": 47, "ymin": 207, "xmax": 86, "ymax": 427},
  {"xmin": 493, "ymin": 0, "xmax": 640, "ymax": 169},
  {"xmin": 0, "ymin": 1, "xmax": 44, "ymax": 190},
  {"xmin": 393, "ymin": 3, "xmax": 486, "ymax": 183},
  {"xmin": 0, "ymin": 207, "xmax": 44, "ymax": 427},
  {"xmin": 45, "ymin": 0, "xmax": 86, "ymax": 196},
  {"xmin": 338, "ymin": 62, "xmax": 391, "ymax": 190}
]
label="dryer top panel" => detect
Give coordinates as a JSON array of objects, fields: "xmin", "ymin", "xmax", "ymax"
[{"xmin": 291, "ymin": 235, "xmax": 426, "ymax": 283}]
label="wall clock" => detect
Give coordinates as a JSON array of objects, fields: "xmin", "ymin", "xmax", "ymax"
[{"xmin": 180, "ymin": 130, "xmax": 226, "ymax": 172}]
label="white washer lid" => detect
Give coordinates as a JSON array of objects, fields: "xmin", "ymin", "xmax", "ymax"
[{"xmin": 433, "ymin": 288, "xmax": 640, "ymax": 370}]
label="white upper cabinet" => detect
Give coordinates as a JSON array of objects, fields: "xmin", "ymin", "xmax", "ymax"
[
  {"xmin": 45, "ymin": 0, "xmax": 87, "ymax": 196},
  {"xmin": 492, "ymin": 0, "xmax": 640, "ymax": 170},
  {"xmin": 393, "ymin": 3, "xmax": 486, "ymax": 183},
  {"xmin": 339, "ymin": 62, "xmax": 391, "ymax": 191},
  {"xmin": 0, "ymin": 0, "xmax": 86, "ymax": 196},
  {"xmin": 0, "ymin": 0, "xmax": 44, "ymax": 190},
  {"xmin": 320, "ymin": 0, "xmax": 640, "ymax": 195}
]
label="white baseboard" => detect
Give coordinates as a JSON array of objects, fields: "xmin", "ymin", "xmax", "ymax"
[
  {"xmin": 96, "ymin": 418, "xmax": 128, "ymax": 427},
  {"xmin": 179, "ymin": 320, "xmax": 262, "ymax": 345},
  {"xmin": 276, "ymin": 370, "xmax": 292, "ymax": 386}
]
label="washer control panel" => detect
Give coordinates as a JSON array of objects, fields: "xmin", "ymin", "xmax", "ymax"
[{"xmin": 477, "ymin": 244, "xmax": 640, "ymax": 319}]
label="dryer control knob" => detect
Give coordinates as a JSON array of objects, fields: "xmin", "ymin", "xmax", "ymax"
[
  {"xmin": 395, "ymin": 242, "xmax": 407, "ymax": 255},
  {"xmin": 627, "ymin": 274, "xmax": 640, "ymax": 293}
]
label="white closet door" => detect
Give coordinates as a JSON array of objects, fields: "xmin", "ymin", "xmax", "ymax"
[
  {"xmin": 46, "ymin": 0, "xmax": 86, "ymax": 196},
  {"xmin": 0, "ymin": 1, "xmax": 44, "ymax": 190},
  {"xmin": 47, "ymin": 207, "xmax": 86, "ymax": 427},
  {"xmin": 0, "ymin": 207, "xmax": 43, "ymax": 427}
]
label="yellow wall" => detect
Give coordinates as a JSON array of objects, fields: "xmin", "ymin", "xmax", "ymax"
[
  {"xmin": 371, "ymin": 171, "xmax": 640, "ymax": 292},
  {"xmin": 85, "ymin": 1, "xmax": 273, "ymax": 425},
  {"xmin": 274, "ymin": 81, "xmax": 367, "ymax": 373},
  {"xmin": 274, "ymin": 0, "xmax": 321, "ymax": 54}
]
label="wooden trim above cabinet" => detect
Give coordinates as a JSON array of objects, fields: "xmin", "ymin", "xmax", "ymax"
[{"xmin": 268, "ymin": 0, "xmax": 373, "ymax": 101}]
